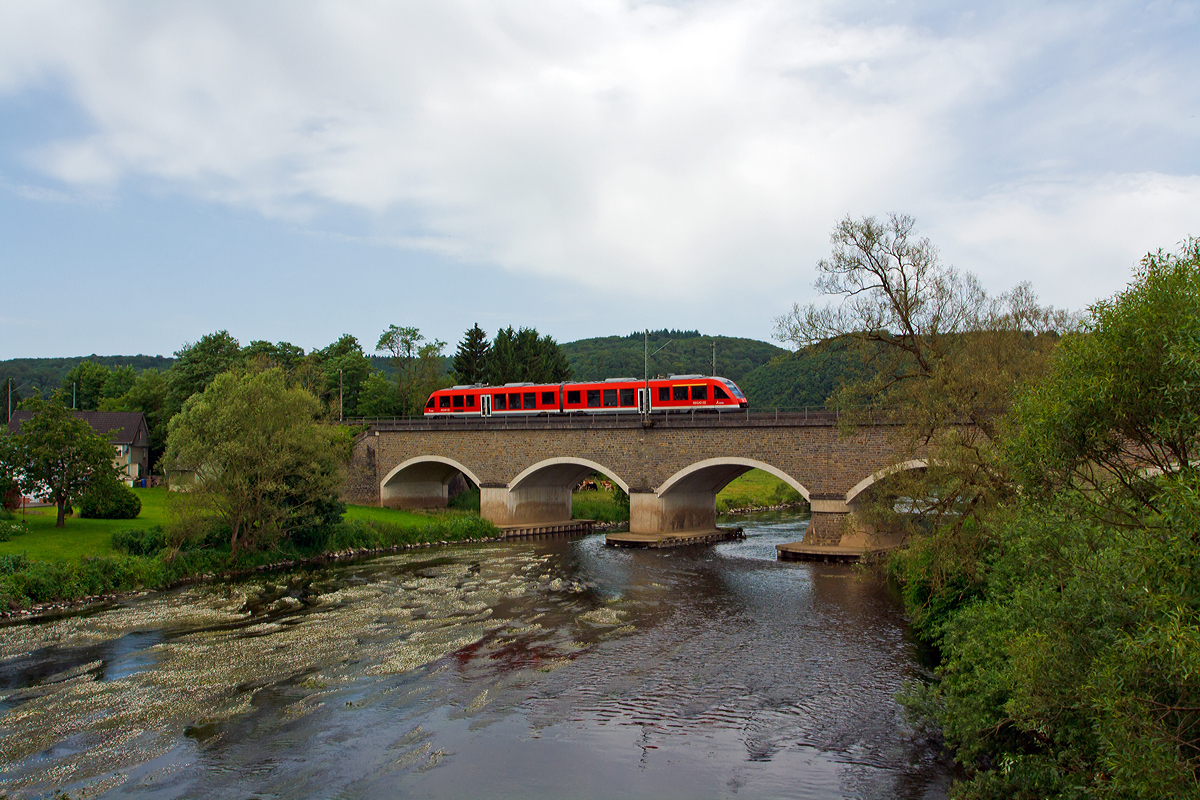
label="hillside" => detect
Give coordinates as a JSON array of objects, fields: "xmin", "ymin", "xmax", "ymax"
[
  {"xmin": 560, "ymin": 330, "xmax": 787, "ymax": 385},
  {"xmin": 0, "ymin": 355, "xmax": 175, "ymax": 398},
  {"xmin": 738, "ymin": 343, "xmax": 874, "ymax": 409}
]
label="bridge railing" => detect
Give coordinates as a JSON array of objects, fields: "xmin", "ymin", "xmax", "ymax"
[{"xmin": 335, "ymin": 406, "xmax": 902, "ymax": 431}]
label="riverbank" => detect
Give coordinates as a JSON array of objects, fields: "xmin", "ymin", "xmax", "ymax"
[{"xmin": 0, "ymin": 489, "xmax": 501, "ymax": 618}]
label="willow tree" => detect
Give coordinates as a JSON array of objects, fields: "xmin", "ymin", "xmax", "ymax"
[{"xmin": 164, "ymin": 368, "xmax": 346, "ymax": 555}]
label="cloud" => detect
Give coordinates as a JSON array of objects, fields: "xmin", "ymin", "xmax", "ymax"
[{"xmin": 0, "ymin": 0, "xmax": 1196, "ymax": 306}]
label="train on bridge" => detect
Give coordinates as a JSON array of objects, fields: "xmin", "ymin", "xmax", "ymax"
[{"xmin": 424, "ymin": 375, "xmax": 749, "ymax": 418}]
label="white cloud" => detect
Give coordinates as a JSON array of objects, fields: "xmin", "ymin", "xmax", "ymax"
[{"xmin": 0, "ymin": 0, "xmax": 1196, "ymax": 306}]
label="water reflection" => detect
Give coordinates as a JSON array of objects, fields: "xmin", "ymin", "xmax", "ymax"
[{"xmin": 0, "ymin": 511, "xmax": 948, "ymax": 799}]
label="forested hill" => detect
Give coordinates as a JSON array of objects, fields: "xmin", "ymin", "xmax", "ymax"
[
  {"xmin": 560, "ymin": 330, "xmax": 787, "ymax": 385},
  {"xmin": 738, "ymin": 343, "xmax": 875, "ymax": 409},
  {"xmin": 0, "ymin": 355, "xmax": 175, "ymax": 397}
]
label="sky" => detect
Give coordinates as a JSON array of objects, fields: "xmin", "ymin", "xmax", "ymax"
[{"xmin": 1, "ymin": 0, "xmax": 1197, "ymax": 360}]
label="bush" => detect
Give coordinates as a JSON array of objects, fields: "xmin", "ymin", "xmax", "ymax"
[
  {"xmin": 112, "ymin": 526, "xmax": 167, "ymax": 557},
  {"xmin": 79, "ymin": 474, "xmax": 141, "ymax": 519},
  {"xmin": 0, "ymin": 519, "xmax": 27, "ymax": 542}
]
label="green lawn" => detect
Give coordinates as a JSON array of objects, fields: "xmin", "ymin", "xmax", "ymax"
[
  {"xmin": 0, "ymin": 488, "xmax": 171, "ymax": 561},
  {"xmin": 343, "ymin": 504, "xmax": 449, "ymax": 526},
  {"xmin": 0, "ymin": 491, "xmax": 458, "ymax": 563},
  {"xmin": 716, "ymin": 469, "xmax": 806, "ymax": 512}
]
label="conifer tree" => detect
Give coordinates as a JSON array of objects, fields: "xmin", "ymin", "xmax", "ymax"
[{"xmin": 452, "ymin": 324, "xmax": 491, "ymax": 385}]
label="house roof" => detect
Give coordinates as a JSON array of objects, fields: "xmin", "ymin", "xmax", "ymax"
[{"xmin": 6, "ymin": 410, "xmax": 149, "ymax": 446}]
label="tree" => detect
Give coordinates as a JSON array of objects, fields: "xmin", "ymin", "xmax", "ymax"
[
  {"xmin": 61, "ymin": 361, "xmax": 112, "ymax": 410},
  {"xmin": 773, "ymin": 213, "xmax": 1074, "ymax": 536},
  {"xmin": 1008, "ymin": 236, "xmax": 1200, "ymax": 520},
  {"xmin": 13, "ymin": 396, "xmax": 117, "ymax": 527},
  {"xmin": 311, "ymin": 334, "xmax": 373, "ymax": 418},
  {"xmin": 452, "ymin": 323, "xmax": 491, "ymax": 385},
  {"xmin": 103, "ymin": 365, "xmax": 138, "ymax": 401},
  {"xmin": 375, "ymin": 325, "xmax": 448, "ymax": 415},
  {"xmin": 0, "ymin": 431, "xmax": 21, "ymax": 510},
  {"xmin": 242, "ymin": 340, "xmax": 305, "ymax": 373},
  {"xmin": 912, "ymin": 239, "xmax": 1200, "ymax": 798},
  {"xmin": 168, "ymin": 330, "xmax": 244, "ymax": 409},
  {"xmin": 164, "ymin": 369, "xmax": 345, "ymax": 556},
  {"xmin": 486, "ymin": 326, "xmax": 573, "ymax": 385}
]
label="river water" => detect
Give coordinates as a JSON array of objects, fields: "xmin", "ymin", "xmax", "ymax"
[{"xmin": 0, "ymin": 512, "xmax": 949, "ymax": 799}]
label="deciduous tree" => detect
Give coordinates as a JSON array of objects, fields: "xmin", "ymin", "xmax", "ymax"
[
  {"xmin": 164, "ymin": 369, "xmax": 345, "ymax": 556},
  {"xmin": 168, "ymin": 330, "xmax": 244, "ymax": 409},
  {"xmin": 13, "ymin": 396, "xmax": 117, "ymax": 526}
]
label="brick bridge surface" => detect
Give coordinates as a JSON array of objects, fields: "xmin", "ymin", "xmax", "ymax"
[{"xmin": 343, "ymin": 412, "xmax": 930, "ymax": 546}]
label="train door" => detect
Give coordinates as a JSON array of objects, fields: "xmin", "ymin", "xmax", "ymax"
[
  {"xmin": 481, "ymin": 394, "xmax": 492, "ymax": 418},
  {"xmin": 638, "ymin": 388, "xmax": 648, "ymax": 414}
]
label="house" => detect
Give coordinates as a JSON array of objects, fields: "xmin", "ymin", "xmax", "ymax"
[{"xmin": 6, "ymin": 410, "xmax": 151, "ymax": 486}]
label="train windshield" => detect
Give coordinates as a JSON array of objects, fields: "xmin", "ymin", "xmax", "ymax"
[{"xmin": 722, "ymin": 380, "xmax": 746, "ymax": 399}]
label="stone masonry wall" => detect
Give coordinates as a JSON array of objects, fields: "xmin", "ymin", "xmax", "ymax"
[{"xmin": 342, "ymin": 421, "xmax": 926, "ymax": 507}]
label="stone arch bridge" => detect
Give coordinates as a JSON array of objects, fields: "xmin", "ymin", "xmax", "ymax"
[{"xmin": 342, "ymin": 412, "xmax": 931, "ymax": 547}]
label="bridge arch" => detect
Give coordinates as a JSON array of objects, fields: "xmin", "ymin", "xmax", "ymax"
[
  {"xmin": 380, "ymin": 455, "xmax": 482, "ymax": 509},
  {"xmin": 656, "ymin": 457, "xmax": 810, "ymax": 500},
  {"xmin": 631, "ymin": 458, "xmax": 811, "ymax": 534},
  {"xmin": 844, "ymin": 459, "xmax": 929, "ymax": 505},
  {"xmin": 509, "ymin": 457, "xmax": 629, "ymax": 494}
]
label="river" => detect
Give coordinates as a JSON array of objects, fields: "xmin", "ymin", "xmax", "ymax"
[{"xmin": 0, "ymin": 511, "xmax": 950, "ymax": 799}]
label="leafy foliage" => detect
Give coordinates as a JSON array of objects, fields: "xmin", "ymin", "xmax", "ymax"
[
  {"xmin": 79, "ymin": 473, "xmax": 142, "ymax": 519},
  {"xmin": 168, "ymin": 330, "xmax": 244, "ymax": 409},
  {"xmin": 111, "ymin": 525, "xmax": 167, "ymax": 557},
  {"xmin": 11, "ymin": 396, "xmax": 118, "ymax": 527},
  {"xmin": 164, "ymin": 369, "xmax": 346, "ymax": 555},
  {"xmin": 892, "ymin": 238, "xmax": 1200, "ymax": 798},
  {"xmin": 561, "ymin": 330, "xmax": 784, "ymax": 386}
]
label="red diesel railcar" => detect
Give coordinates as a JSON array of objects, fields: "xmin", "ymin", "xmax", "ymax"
[{"xmin": 422, "ymin": 375, "xmax": 748, "ymax": 418}]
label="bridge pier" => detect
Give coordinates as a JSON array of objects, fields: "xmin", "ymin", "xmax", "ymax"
[
  {"xmin": 628, "ymin": 489, "xmax": 717, "ymax": 534},
  {"xmin": 479, "ymin": 484, "xmax": 574, "ymax": 526}
]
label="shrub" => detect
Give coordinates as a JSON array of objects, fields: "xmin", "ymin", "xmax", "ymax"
[
  {"xmin": 79, "ymin": 474, "xmax": 141, "ymax": 519},
  {"xmin": 0, "ymin": 519, "xmax": 27, "ymax": 542},
  {"xmin": 112, "ymin": 526, "xmax": 167, "ymax": 557}
]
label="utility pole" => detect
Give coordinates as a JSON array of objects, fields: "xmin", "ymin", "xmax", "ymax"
[
  {"xmin": 338, "ymin": 368, "xmax": 344, "ymax": 422},
  {"xmin": 7, "ymin": 378, "xmax": 10, "ymax": 423},
  {"xmin": 712, "ymin": 340, "xmax": 716, "ymax": 376},
  {"xmin": 72, "ymin": 382, "xmax": 76, "ymax": 410}
]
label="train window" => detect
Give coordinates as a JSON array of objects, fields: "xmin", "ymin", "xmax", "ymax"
[
  {"xmin": 439, "ymin": 395, "xmax": 451, "ymax": 408},
  {"xmin": 523, "ymin": 392, "xmax": 536, "ymax": 409},
  {"xmin": 603, "ymin": 389, "xmax": 618, "ymax": 407},
  {"xmin": 452, "ymin": 395, "xmax": 464, "ymax": 408},
  {"xmin": 673, "ymin": 385, "xmax": 688, "ymax": 401},
  {"xmin": 509, "ymin": 393, "xmax": 521, "ymax": 409},
  {"xmin": 426, "ymin": 397, "xmax": 436, "ymax": 409},
  {"xmin": 587, "ymin": 390, "xmax": 602, "ymax": 407},
  {"xmin": 466, "ymin": 395, "xmax": 475, "ymax": 408},
  {"xmin": 567, "ymin": 390, "xmax": 581, "ymax": 405},
  {"xmin": 714, "ymin": 386, "xmax": 729, "ymax": 400},
  {"xmin": 494, "ymin": 394, "xmax": 507, "ymax": 410},
  {"xmin": 620, "ymin": 388, "xmax": 635, "ymax": 406},
  {"xmin": 542, "ymin": 391, "xmax": 556, "ymax": 405},
  {"xmin": 658, "ymin": 387, "xmax": 669, "ymax": 402},
  {"xmin": 691, "ymin": 385, "xmax": 708, "ymax": 401}
]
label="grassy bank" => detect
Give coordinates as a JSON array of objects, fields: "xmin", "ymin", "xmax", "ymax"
[
  {"xmin": 716, "ymin": 470, "xmax": 807, "ymax": 513},
  {"xmin": 0, "ymin": 489, "xmax": 500, "ymax": 612}
]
